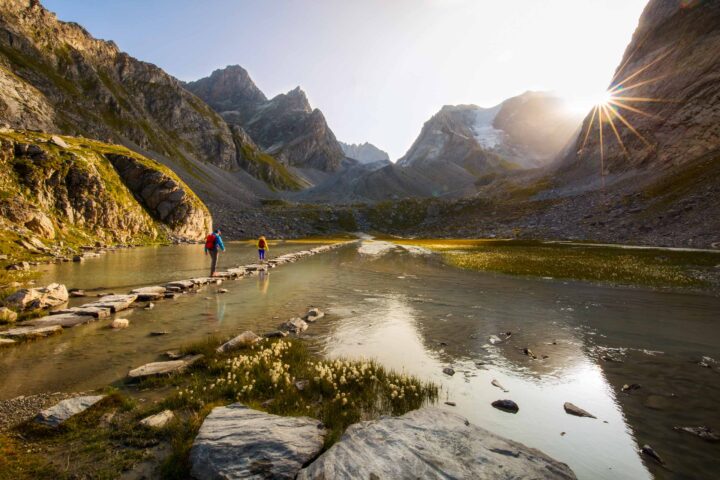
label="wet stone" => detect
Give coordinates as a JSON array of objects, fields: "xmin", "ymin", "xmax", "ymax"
[
  {"xmin": 492, "ymin": 399, "xmax": 519, "ymax": 413},
  {"xmin": 563, "ymin": 402, "xmax": 596, "ymax": 419}
]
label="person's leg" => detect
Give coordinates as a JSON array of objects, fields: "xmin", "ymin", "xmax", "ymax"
[{"xmin": 210, "ymin": 249, "xmax": 218, "ymax": 276}]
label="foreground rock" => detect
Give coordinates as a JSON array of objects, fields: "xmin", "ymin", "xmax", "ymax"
[
  {"xmin": 216, "ymin": 331, "xmax": 261, "ymax": 353},
  {"xmin": 35, "ymin": 395, "xmax": 106, "ymax": 428},
  {"xmin": 563, "ymin": 402, "xmax": 596, "ymax": 419},
  {"xmin": 4, "ymin": 283, "xmax": 68, "ymax": 311},
  {"xmin": 492, "ymin": 399, "xmax": 519, "ymax": 413},
  {"xmin": 139, "ymin": 410, "xmax": 175, "ymax": 429},
  {"xmin": 130, "ymin": 286, "xmax": 168, "ymax": 301},
  {"xmin": 303, "ymin": 308, "xmax": 324, "ymax": 322},
  {"xmin": 190, "ymin": 403, "xmax": 326, "ymax": 480},
  {"xmin": 111, "ymin": 318, "xmax": 129, "ymax": 329},
  {"xmin": 297, "ymin": 407, "xmax": 575, "ymax": 479},
  {"xmin": 128, "ymin": 354, "xmax": 204, "ymax": 379}
]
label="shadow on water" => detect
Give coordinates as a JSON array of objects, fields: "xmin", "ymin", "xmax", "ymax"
[{"xmin": 2, "ymin": 242, "xmax": 720, "ymax": 479}]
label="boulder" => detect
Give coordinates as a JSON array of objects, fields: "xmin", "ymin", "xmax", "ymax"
[
  {"xmin": 111, "ymin": 318, "xmax": 129, "ymax": 329},
  {"xmin": 140, "ymin": 410, "xmax": 175, "ymax": 429},
  {"xmin": 190, "ymin": 404, "xmax": 326, "ymax": 480},
  {"xmin": 296, "ymin": 407, "xmax": 575, "ymax": 479},
  {"xmin": 492, "ymin": 399, "xmax": 519, "ymax": 413},
  {"xmin": 128, "ymin": 354, "xmax": 204, "ymax": 379},
  {"xmin": 303, "ymin": 308, "xmax": 324, "ymax": 322},
  {"xmin": 216, "ymin": 331, "xmax": 261, "ymax": 353},
  {"xmin": 563, "ymin": 402, "xmax": 596, "ymax": 419},
  {"xmin": 49, "ymin": 135, "xmax": 69, "ymax": 148},
  {"xmin": 5, "ymin": 261, "xmax": 30, "ymax": 271},
  {"xmin": 280, "ymin": 317, "xmax": 308, "ymax": 334},
  {"xmin": 4, "ymin": 283, "xmax": 68, "ymax": 311},
  {"xmin": 35, "ymin": 395, "xmax": 106, "ymax": 428},
  {"xmin": 0, "ymin": 324, "xmax": 62, "ymax": 339},
  {"xmin": 0, "ymin": 307, "xmax": 18, "ymax": 324},
  {"xmin": 130, "ymin": 286, "xmax": 168, "ymax": 301},
  {"xmin": 25, "ymin": 213, "xmax": 55, "ymax": 239}
]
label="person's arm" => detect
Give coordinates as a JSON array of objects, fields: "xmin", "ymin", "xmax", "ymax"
[{"xmin": 217, "ymin": 235, "xmax": 225, "ymax": 252}]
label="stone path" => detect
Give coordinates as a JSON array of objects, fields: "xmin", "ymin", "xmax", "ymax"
[{"xmin": 0, "ymin": 241, "xmax": 354, "ymax": 347}]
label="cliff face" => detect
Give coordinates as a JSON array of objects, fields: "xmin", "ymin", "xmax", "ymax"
[
  {"xmin": 0, "ymin": 129, "xmax": 212, "ymax": 245},
  {"xmin": 558, "ymin": 0, "xmax": 720, "ymax": 184},
  {"xmin": 187, "ymin": 67, "xmax": 346, "ymax": 173},
  {"xmin": 339, "ymin": 141, "xmax": 391, "ymax": 164}
]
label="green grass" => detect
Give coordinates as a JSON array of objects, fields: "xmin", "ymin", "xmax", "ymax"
[{"xmin": 396, "ymin": 239, "xmax": 719, "ymax": 289}]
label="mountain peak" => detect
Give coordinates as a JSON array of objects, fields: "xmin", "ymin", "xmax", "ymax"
[{"xmin": 184, "ymin": 65, "xmax": 267, "ymax": 114}]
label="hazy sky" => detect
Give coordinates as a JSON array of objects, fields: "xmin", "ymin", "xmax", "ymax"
[{"xmin": 44, "ymin": 0, "xmax": 648, "ymax": 160}]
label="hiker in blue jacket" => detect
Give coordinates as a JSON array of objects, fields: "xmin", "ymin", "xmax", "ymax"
[{"xmin": 204, "ymin": 228, "xmax": 225, "ymax": 276}]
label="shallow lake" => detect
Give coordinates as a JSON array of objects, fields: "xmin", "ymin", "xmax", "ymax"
[{"xmin": 1, "ymin": 241, "xmax": 719, "ymax": 479}]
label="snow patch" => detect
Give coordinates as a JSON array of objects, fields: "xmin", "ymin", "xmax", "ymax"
[{"xmin": 471, "ymin": 105, "xmax": 505, "ymax": 149}]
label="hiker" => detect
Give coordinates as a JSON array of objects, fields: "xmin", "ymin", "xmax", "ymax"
[
  {"xmin": 257, "ymin": 235, "xmax": 269, "ymax": 262},
  {"xmin": 204, "ymin": 228, "xmax": 225, "ymax": 276}
]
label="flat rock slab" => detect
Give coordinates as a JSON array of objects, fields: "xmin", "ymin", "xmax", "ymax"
[
  {"xmin": 35, "ymin": 395, "xmax": 106, "ymax": 428},
  {"xmin": 22, "ymin": 313, "xmax": 97, "ymax": 328},
  {"xmin": 84, "ymin": 294, "xmax": 138, "ymax": 312},
  {"xmin": 130, "ymin": 286, "xmax": 168, "ymax": 301},
  {"xmin": 297, "ymin": 407, "xmax": 576, "ymax": 480},
  {"xmin": 165, "ymin": 280, "xmax": 195, "ymax": 290},
  {"xmin": 0, "ymin": 325, "xmax": 63, "ymax": 339},
  {"xmin": 128, "ymin": 354, "xmax": 204, "ymax": 379},
  {"xmin": 51, "ymin": 306, "xmax": 111, "ymax": 318},
  {"xmin": 190, "ymin": 403, "xmax": 326, "ymax": 480},
  {"xmin": 0, "ymin": 338, "xmax": 16, "ymax": 347}
]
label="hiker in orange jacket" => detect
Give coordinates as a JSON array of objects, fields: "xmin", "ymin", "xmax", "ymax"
[{"xmin": 257, "ymin": 235, "xmax": 269, "ymax": 262}]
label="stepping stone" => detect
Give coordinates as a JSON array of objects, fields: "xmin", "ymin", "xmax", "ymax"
[
  {"xmin": 190, "ymin": 278, "xmax": 212, "ymax": 286},
  {"xmin": 35, "ymin": 395, "xmax": 106, "ymax": 428},
  {"xmin": 0, "ymin": 338, "xmax": 16, "ymax": 347},
  {"xmin": 128, "ymin": 354, "xmax": 204, "ymax": 379},
  {"xmin": 280, "ymin": 317, "xmax": 308, "ymax": 334},
  {"xmin": 140, "ymin": 410, "xmax": 175, "ymax": 429},
  {"xmin": 190, "ymin": 404, "xmax": 326, "ymax": 480},
  {"xmin": 22, "ymin": 313, "xmax": 97, "ymax": 328},
  {"xmin": 51, "ymin": 306, "xmax": 111, "ymax": 318},
  {"xmin": 84, "ymin": 294, "xmax": 138, "ymax": 312},
  {"xmin": 164, "ymin": 292, "xmax": 181, "ymax": 299},
  {"xmin": 0, "ymin": 325, "xmax": 63, "ymax": 339},
  {"xmin": 297, "ymin": 407, "xmax": 575, "ymax": 479},
  {"xmin": 216, "ymin": 331, "xmax": 260, "ymax": 353},
  {"xmin": 130, "ymin": 286, "xmax": 168, "ymax": 301},
  {"xmin": 165, "ymin": 280, "xmax": 195, "ymax": 290}
]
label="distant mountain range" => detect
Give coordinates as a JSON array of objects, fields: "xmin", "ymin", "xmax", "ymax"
[{"xmin": 0, "ymin": 0, "xmax": 717, "ymax": 247}]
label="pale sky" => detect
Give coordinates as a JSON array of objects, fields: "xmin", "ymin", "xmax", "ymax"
[{"xmin": 44, "ymin": 0, "xmax": 648, "ymax": 160}]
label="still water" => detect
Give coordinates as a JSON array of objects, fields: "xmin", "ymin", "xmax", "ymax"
[{"xmin": 1, "ymin": 241, "xmax": 719, "ymax": 479}]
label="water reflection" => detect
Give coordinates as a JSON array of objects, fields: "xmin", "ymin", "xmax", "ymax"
[{"xmin": 3, "ymin": 243, "xmax": 720, "ymax": 479}]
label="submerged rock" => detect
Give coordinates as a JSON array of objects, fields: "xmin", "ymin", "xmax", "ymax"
[
  {"xmin": 492, "ymin": 399, "xmax": 519, "ymax": 413},
  {"xmin": 639, "ymin": 444, "xmax": 664, "ymax": 465},
  {"xmin": 296, "ymin": 407, "xmax": 575, "ymax": 479},
  {"xmin": 280, "ymin": 317, "xmax": 308, "ymax": 334},
  {"xmin": 563, "ymin": 402, "xmax": 596, "ymax": 419},
  {"xmin": 442, "ymin": 367, "xmax": 456, "ymax": 376},
  {"xmin": 216, "ymin": 331, "xmax": 261, "ymax": 353},
  {"xmin": 491, "ymin": 379, "xmax": 509, "ymax": 392},
  {"xmin": 190, "ymin": 403, "xmax": 326, "ymax": 480},
  {"xmin": 673, "ymin": 426, "xmax": 720, "ymax": 442},
  {"xmin": 35, "ymin": 395, "xmax": 106, "ymax": 428},
  {"xmin": 303, "ymin": 308, "xmax": 325, "ymax": 322}
]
